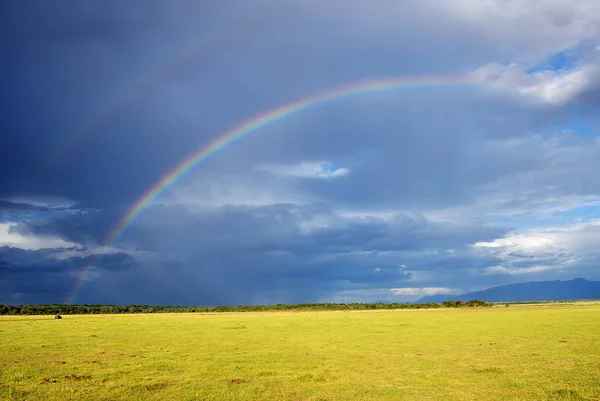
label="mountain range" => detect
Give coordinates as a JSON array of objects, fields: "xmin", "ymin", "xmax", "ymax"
[{"xmin": 416, "ymin": 278, "xmax": 600, "ymax": 303}]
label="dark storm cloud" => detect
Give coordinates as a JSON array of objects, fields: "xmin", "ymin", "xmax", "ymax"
[
  {"xmin": 0, "ymin": 246, "xmax": 136, "ymax": 303},
  {"xmin": 2, "ymin": 200, "xmax": 505, "ymax": 305},
  {"xmin": 0, "ymin": 200, "xmax": 67, "ymax": 213},
  {"xmin": 46, "ymin": 202, "xmax": 504, "ymax": 304},
  {"xmin": 9, "ymin": 209, "xmax": 119, "ymax": 245},
  {"xmin": 0, "ymin": 246, "xmax": 134, "ymax": 275}
]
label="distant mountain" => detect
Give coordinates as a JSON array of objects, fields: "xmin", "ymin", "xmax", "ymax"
[{"xmin": 416, "ymin": 278, "xmax": 600, "ymax": 303}]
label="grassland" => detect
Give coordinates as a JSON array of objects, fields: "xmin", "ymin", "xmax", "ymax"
[{"xmin": 1, "ymin": 303, "xmax": 599, "ymax": 401}]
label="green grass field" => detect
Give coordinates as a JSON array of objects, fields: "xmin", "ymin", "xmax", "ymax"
[{"xmin": 1, "ymin": 304, "xmax": 600, "ymax": 400}]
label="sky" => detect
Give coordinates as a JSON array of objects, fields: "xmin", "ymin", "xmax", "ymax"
[{"xmin": 1, "ymin": 0, "xmax": 600, "ymax": 305}]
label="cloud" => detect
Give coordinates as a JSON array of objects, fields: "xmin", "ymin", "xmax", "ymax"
[
  {"xmin": 474, "ymin": 234, "xmax": 554, "ymax": 252},
  {"xmin": 1, "ymin": 195, "xmax": 76, "ymax": 209},
  {"xmin": 257, "ymin": 161, "xmax": 350, "ymax": 180},
  {"xmin": 0, "ymin": 246, "xmax": 137, "ymax": 304},
  {"xmin": 2, "ymin": 196, "xmax": 506, "ymax": 304},
  {"xmin": 9, "ymin": 209, "xmax": 123, "ymax": 246},
  {"xmin": 425, "ymin": 0, "xmax": 600, "ymax": 62},
  {"xmin": 0, "ymin": 222, "xmax": 79, "ymax": 251},
  {"xmin": 485, "ymin": 265, "xmax": 558, "ymax": 275},
  {"xmin": 158, "ymin": 173, "xmax": 310, "ymax": 208},
  {"xmin": 472, "ymin": 220, "xmax": 600, "ymax": 277},
  {"xmin": 2, "ymin": 1, "xmax": 600, "ymax": 304},
  {"xmin": 0, "ymin": 196, "xmax": 76, "ymax": 214},
  {"xmin": 471, "ymin": 59, "xmax": 600, "ymax": 105},
  {"xmin": 389, "ymin": 287, "xmax": 456, "ymax": 296}
]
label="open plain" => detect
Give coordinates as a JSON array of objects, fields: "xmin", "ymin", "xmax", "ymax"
[{"xmin": 1, "ymin": 303, "xmax": 600, "ymax": 401}]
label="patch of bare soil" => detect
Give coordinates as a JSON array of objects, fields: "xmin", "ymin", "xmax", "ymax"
[{"xmin": 63, "ymin": 374, "xmax": 92, "ymax": 380}]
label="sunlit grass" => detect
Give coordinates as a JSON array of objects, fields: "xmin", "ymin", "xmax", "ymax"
[{"xmin": 1, "ymin": 304, "xmax": 600, "ymax": 400}]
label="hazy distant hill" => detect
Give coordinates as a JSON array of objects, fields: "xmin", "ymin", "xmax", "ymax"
[{"xmin": 416, "ymin": 278, "xmax": 600, "ymax": 303}]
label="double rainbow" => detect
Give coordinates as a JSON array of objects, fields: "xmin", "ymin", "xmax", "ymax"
[{"xmin": 65, "ymin": 74, "xmax": 517, "ymax": 303}]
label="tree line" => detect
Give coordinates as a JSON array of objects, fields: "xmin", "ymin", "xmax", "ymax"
[{"xmin": 0, "ymin": 300, "xmax": 491, "ymax": 315}]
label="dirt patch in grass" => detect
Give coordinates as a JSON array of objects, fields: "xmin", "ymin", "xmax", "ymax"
[
  {"xmin": 229, "ymin": 378, "xmax": 246, "ymax": 384},
  {"xmin": 63, "ymin": 374, "xmax": 92, "ymax": 380}
]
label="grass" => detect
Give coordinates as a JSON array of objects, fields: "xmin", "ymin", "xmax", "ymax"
[{"xmin": 1, "ymin": 303, "xmax": 600, "ymax": 400}]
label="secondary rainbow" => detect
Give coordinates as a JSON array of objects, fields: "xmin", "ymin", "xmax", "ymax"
[
  {"xmin": 42, "ymin": 15, "xmax": 271, "ymax": 178},
  {"xmin": 65, "ymin": 74, "xmax": 516, "ymax": 303}
]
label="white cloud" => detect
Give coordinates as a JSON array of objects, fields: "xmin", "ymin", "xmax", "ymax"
[
  {"xmin": 337, "ymin": 210, "xmax": 400, "ymax": 221},
  {"xmin": 474, "ymin": 219, "xmax": 600, "ymax": 253},
  {"xmin": 0, "ymin": 223, "xmax": 79, "ymax": 251},
  {"xmin": 299, "ymin": 0, "xmax": 600, "ymax": 64},
  {"xmin": 473, "ymin": 234, "xmax": 554, "ymax": 252},
  {"xmin": 472, "ymin": 219, "xmax": 600, "ymax": 275},
  {"xmin": 427, "ymin": 0, "xmax": 600, "ymax": 61},
  {"xmin": 485, "ymin": 265, "xmax": 558, "ymax": 275},
  {"xmin": 257, "ymin": 161, "xmax": 350, "ymax": 180},
  {"xmin": 323, "ymin": 286, "xmax": 457, "ymax": 303},
  {"xmin": 389, "ymin": 287, "xmax": 455, "ymax": 296},
  {"xmin": 471, "ymin": 61, "xmax": 600, "ymax": 105}
]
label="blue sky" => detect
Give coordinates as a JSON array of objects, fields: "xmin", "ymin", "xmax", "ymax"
[{"xmin": 2, "ymin": 0, "xmax": 600, "ymax": 305}]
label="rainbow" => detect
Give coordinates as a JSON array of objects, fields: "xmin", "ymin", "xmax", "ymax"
[
  {"xmin": 41, "ymin": 14, "xmax": 271, "ymax": 179},
  {"xmin": 65, "ymin": 74, "xmax": 521, "ymax": 303}
]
